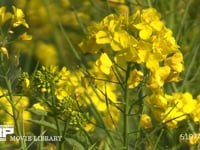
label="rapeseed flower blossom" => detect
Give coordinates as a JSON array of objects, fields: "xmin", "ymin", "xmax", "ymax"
[
  {"xmin": 0, "ymin": 47, "xmax": 9, "ymax": 58},
  {"xmin": 146, "ymin": 92, "xmax": 198, "ymax": 128},
  {"xmin": 79, "ymin": 7, "xmax": 184, "ymax": 92},
  {"xmin": 12, "ymin": 6, "xmax": 29, "ymax": 28},
  {"xmin": 35, "ymin": 42, "xmax": 59, "ymax": 66},
  {"xmin": 80, "ymin": 7, "xmax": 185, "ymax": 129},
  {"xmin": 162, "ymin": 107, "xmax": 186, "ymax": 128},
  {"xmin": 96, "ymin": 53, "xmax": 112, "ymax": 75},
  {"xmin": 128, "ymin": 69, "xmax": 144, "ymax": 88},
  {"xmin": 0, "ymin": 7, "xmax": 12, "ymax": 26},
  {"xmin": 140, "ymin": 114, "xmax": 152, "ymax": 129},
  {"xmin": 18, "ymin": 32, "xmax": 32, "ymax": 41}
]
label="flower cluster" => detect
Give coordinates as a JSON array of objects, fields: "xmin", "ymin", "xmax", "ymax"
[
  {"xmin": 0, "ymin": 6, "xmax": 31, "ymax": 58},
  {"xmin": 79, "ymin": 8, "xmax": 184, "ymax": 91},
  {"xmin": 18, "ymin": 66, "xmax": 94, "ymax": 132},
  {"xmin": 78, "ymin": 8, "xmax": 194, "ymax": 129},
  {"xmin": 146, "ymin": 92, "xmax": 200, "ymax": 128}
]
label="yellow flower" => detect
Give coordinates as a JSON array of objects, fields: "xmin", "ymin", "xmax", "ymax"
[
  {"xmin": 162, "ymin": 107, "xmax": 186, "ymax": 128},
  {"xmin": 135, "ymin": 40, "xmax": 151, "ymax": 63},
  {"xmin": 0, "ymin": 93, "xmax": 31, "ymax": 132},
  {"xmin": 141, "ymin": 8, "xmax": 161, "ymax": 23},
  {"xmin": 165, "ymin": 52, "xmax": 184, "ymax": 72},
  {"xmin": 111, "ymin": 30, "xmax": 137, "ymax": 51},
  {"xmin": 190, "ymin": 95, "xmax": 200, "ymax": 123},
  {"xmin": 140, "ymin": 114, "xmax": 152, "ymax": 129},
  {"xmin": 82, "ymin": 76, "xmax": 119, "ymax": 129},
  {"xmin": 12, "ymin": 6, "xmax": 29, "ymax": 28},
  {"xmin": 148, "ymin": 66, "xmax": 170, "ymax": 90},
  {"xmin": 150, "ymin": 20, "xmax": 164, "ymax": 31},
  {"xmin": 100, "ymin": 14, "xmax": 120, "ymax": 32},
  {"xmin": 18, "ymin": 32, "xmax": 32, "ymax": 41},
  {"xmin": 35, "ymin": 42, "xmax": 59, "ymax": 66},
  {"xmin": 55, "ymin": 88, "xmax": 68, "ymax": 100},
  {"xmin": 0, "ymin": 7, "xmax": 12, "ymax": 26},
  {"xmin": 146, "ymin": 53, "xmax": 160, "ymax": 71},
  {"xmin": 0, "ymin": 47, "xmax": 9, "ymax": 58},
  {"xmin": 188, "ymin": 134, "xmax": 199, "ymax": 145},
  {"xmin": 128, "ymin": 69, "xmax": 143, "ymax": 88},
  {"xmin": 21, "ymin": 78, "xmax": 30, "ymax": 89},
  {"xmin": 134, "ymin": 23, "xmax": 152, "ymax": 40},
  {"xmin": 33, "ymin": 103, "xmax": 46, "ymax": 111},
  {"xmin": 84, "ymin": 117, "xmax": 96, "ymax": 132},
  {"xmin": 172, "ymin": 92, "xmax": 197, "ymax": 114},
  {"xmin": 96, "ymin": 53, "xmax": 112, "ymax": 75},
  {"xmin": 146, "ymin": 92, "xmax": 168, "ymax": 109},
  {"xmin": 96, "ymin": 30, "xmax": 111, "ymax": 44}
]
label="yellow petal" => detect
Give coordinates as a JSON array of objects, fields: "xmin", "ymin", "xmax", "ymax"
[
  {"xmin": 139, "ymin": 26, "xmax": 152, "ymax": 40},
  {"xmin": 18, "ymin": 32, "xmax": 32, "ymax": 40},
  {"xmin": 96, "ymin": 53, "xmax": 112, "ymax": 74},
  {"xmin": 96, "ymin": 30, "xmax": 111, "ymax": 44}
]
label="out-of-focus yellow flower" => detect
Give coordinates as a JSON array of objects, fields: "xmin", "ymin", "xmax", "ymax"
[
  {"xmin": 0, "ymin": 92, "xmax": 31, "ymax": 132},
  {"xmin": 79, "ymin": 37, "xmax": 102, "ymax": 53},
  {"xmin": 188, "ymin": 134, "xmax": 199, "ymax": 145},
  {"xmin": 128, "ymin": 69, "xmax": 143, "ymax": 88},
  {"xmin": 81, "ymin": 74, "xmax": 120, "ymax": 129},
  {"xmin": 140, "ymin": 114, "xmax": 152, "ymax": 129},
  {"xmin": 84, "ymin": 118, "xmax": 96, "ymax": 132},
  {"xmin": 0, "ymin": 47, "xmax": 9, "ymax": 58},
  {"xmin": 12, "ymin": 6, "xmax": 29, "ymax": 28},
  {"xmin": 44, "ymin": 143, "xmax": 57, "ymax": 150},
  {"xmin": 0, "ymin": 7, "xmax": 12, "ymax": 26},
  {"xmin": 35, "ymin": 42, "xmax": 59, "ymax": 66},
  {"xmin": 32, "ymin": 103, "xmax": 46, "ymax": 111},
  {"xmin": 55, "ymin": 88, "xmax": 68, "ymax": 100},
  {"xmin": 18, "ymin": 32, "xmax": 32, "ymax": 41},
  {"xmin": 21, "ymin": 78, "xmax": 30, "ymax": 89},
  {"xmin": 96, "ymin": 53, "xmax": 112, "ymax": 75}
]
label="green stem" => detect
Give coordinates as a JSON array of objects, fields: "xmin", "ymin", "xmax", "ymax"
[
  {"xmin": 39, "ymin": 116, "xmax": 45, "ymax": 150},
  {"xmin": 181, "ymin": 45, "xmax": 199, "ymax": 91},
  {"xmin": 169, "ymin": 0, "xmax": 175, "ymax": 30},
  {"xmin": 176, "ymin": 0, "xmax": 193, "ymax": 42},
  {"xmin": 123, "ymin": 63, "xmax": 131, "ymax": 150},
  {"xmin": 51, "ymin": 89, "xmax": 64, "ymax": 150},
  {"xmin": 55, "ymin": 117, "xmax": 64, "ymax": 150},
  {"xmin": 5, "ymin": 78, "xmax": 27, "ymax": 150},
  {"xmin": 153, "ymin": 129, "xmax": 164, "ymax": 150},
  {"xmin": 147, "ymin": 0, "xmax": 152, "ymax": 7}
]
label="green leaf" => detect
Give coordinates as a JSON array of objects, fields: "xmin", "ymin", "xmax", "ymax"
[
  {"xmin": 28, "ymin": 108, "xmax": 47, "ymax": 116},
  {"xmin": 27, "ymin": 119, "xmax": 57, "ymax": 131}
]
